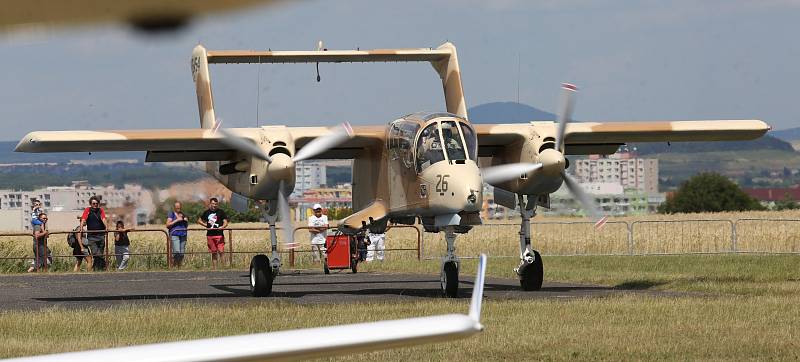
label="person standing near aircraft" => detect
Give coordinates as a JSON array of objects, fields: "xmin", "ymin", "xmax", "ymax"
[
  {"xmin": 68, "ymin": 215, "xmax": 91, "ymax": 272},
  {"xmin": 197, "ymin": 197, "xmax": 228, "ymax": 269},
  {"xmin": 307, "ymin": 204, "xmax": 328, "ymax": 263},
  {"xmin": 114, "ymin": 220, "xmax": 131, "ymax": 270},
  {"xmin": 166, "ymin": 201, "xmax": 188, "ymax": 267},
  {"xmin": 366, "ymin": 228, "xmax": 386, "ymax": 262},
  {"xmin": 81, "ymin": 196, "xmax": 108, "ymax": 271},
  {"xmin": 28, "ymin": 212, "xmax": 51, "ymax": 272}
]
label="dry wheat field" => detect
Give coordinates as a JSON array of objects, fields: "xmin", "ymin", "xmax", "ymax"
[{"xmin": 2, "ymin": 210, "xmax": 800, "ymax": 273}]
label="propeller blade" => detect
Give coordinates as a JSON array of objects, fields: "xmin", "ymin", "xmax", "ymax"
[
  {"xmin": 215, "ymin": 127, "xmax": 273, "ymax": 163},
  {"xmin": 482, "ymin": 163, "xmax": 543, "ymax": 185},
  {"xmin": 554, "ymin": 83, "xmax": 578, "ymax": 152},
  {"xmin": 278, "ymin": 181, "xmax": 294, "ymax": 247},
  {"xmin": 561, "ymin": 171, "xmax": 603, "ymax": 220},
  {"xmin": 293, "ymin": 122, "xmax": 354, "ymax": 162}
]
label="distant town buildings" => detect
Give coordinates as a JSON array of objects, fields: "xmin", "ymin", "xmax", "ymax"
[
  {"xmin": 743, "ymin": 186, "xmax": 800, "ymax": 208},
  {"xmin": 573, "ymin": 152, "xmax": 659, "ymax": 194},
  {"xmin": 292, "ymin": 160, "xmax": 351, "ymax": 197},
  {"xmin": 0, "ymin": 181, "xmax": 154, "ymax": 231}
]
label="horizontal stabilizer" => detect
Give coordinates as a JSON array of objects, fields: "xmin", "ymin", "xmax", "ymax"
[{"xmin": 207, "ymin": 48, "xmax": 452, "ymax": 64}]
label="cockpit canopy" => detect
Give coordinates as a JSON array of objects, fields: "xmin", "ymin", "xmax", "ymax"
[{"xmin": 415, "ymin": 119, "xmax": 476, "ymax": 172}]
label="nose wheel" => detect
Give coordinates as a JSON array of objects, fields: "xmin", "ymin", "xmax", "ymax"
[
  {"xmin": 250, "ymin": 254, "xmax": 274, "ymax": 297},
  {"xmin": 441, "ymin": 261, "xmax": 459, "ymax": 297},
  {"xmin": 439, "ymin": 227, "xmax": 460, "ymax": 298}
]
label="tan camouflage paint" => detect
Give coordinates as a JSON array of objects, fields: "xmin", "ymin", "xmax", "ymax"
[
  {"xmin": 13, "ymin": 42, "xmax": 771, "ymax": 221},
  {"xmin": 191, "ymin": 45, "xmax": 216, "ymax": 130}
]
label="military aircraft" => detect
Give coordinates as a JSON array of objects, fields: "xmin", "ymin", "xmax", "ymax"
[{"xmin": 15, "ymin": 42, "xmax": 770, "ymax": 297}]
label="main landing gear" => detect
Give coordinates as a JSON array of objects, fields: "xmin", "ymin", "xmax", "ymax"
[
  {"xmin": 440, "ymin": 227, "xmax": 460, "ymax": 298},
  {"xmin": 250, "ymin": 202, "xmax": 282, "ymax": 297},
  {"xmin": 514, "ymin": 194, "xmax": 544, "ymax": 291}
]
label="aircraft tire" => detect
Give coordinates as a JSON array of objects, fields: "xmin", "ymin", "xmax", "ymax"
[
  {"xmin": 250, "ymin": 254, "xmax": 273, "ymax": 297},
  {"xmin": 519, "ymin": 250, "xmax": 544, "ymax": 291},
  {"xmin": 441, "ymin": 261, "xmax": 459, "ymax": 298}
]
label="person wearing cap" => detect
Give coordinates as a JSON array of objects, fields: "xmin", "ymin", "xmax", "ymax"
[{"xmin": 307, "ymin": 204, "xmax": 328, "ymax": 263}]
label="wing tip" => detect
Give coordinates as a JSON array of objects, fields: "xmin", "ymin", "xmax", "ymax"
[{"xmin": 468, "ymin": 253, "xmax": 487, "ymax": 323}]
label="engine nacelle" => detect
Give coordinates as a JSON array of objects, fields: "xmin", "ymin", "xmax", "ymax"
[
  {"xmin": 213, "ymin": 127, "xmax": 297, "ymax": 201},
  {"xmin": 489, "ymin": 134, "xmax": 564, "ymax": 196}
]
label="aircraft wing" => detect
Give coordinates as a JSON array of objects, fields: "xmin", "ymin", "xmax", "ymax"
[
  {"xmin": 15, "ymin": 126, "xmax": 385, "ymax": 161},
  {"xmin": 6, "ymin": 255, "xmax": 487, "ymax": 362},
  {"xmin": 475, "ymin": 120, "xmax": 770, "ymax": 155}
]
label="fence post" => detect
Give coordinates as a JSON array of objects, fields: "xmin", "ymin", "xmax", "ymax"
[
  {"xmin": 228, "ymin": 229, "xmax": 234, "ymax": 268},
  {"xmin": 166, "ymin": 229, "xmax": 172, "ymax": 269},
  {"xmin": 731, "ymin": 219, "xmax": 738, "ymax": 253},
  {"xmin": 105, "ymin": 231, "xmax": 110, "ymax": 271},
  {"xmin": 627, "ymin": 221, "xmax": 634, "ymax": 255}
]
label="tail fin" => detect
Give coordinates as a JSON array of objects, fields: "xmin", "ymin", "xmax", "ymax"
[{"xmin": 191, "ymin": 44, "xmax": 216, "ymax": 129}]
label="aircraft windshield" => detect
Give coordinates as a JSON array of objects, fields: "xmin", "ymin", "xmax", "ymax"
[
  {"xmin": 416, "ymin": 120, "xmax": 472, "ymax": 172},
  {"xmin": 416, "ymin": 123, "xmax": 445, "ymax": 172},
  {"xmin": 441, "ymin": 121, "xmax": 467, "ymax": 161},
  {"xmin": 460, "ymin": 123, "xmax": 477, "ymax": 160}
]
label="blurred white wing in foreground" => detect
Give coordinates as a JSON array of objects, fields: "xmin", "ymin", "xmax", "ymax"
[{"xmin": 6, "ymin": 254, "xmax": 488, "ymax": 362}]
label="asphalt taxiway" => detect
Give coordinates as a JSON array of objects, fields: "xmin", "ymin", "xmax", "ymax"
[{"xmin": 0, "ymin": 269, "xmax": 679, "ymax": 311}]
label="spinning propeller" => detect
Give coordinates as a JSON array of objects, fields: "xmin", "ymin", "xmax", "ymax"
[
  {"xmin": 213, "ymin": 120, "xmax": 355, "ymax": 245},
  {"xmin": 481, "ymin": 83, "xmax": 606, "ymax": 225}
]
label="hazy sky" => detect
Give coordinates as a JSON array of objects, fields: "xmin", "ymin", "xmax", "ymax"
[{"xmin": 1, "ymin": 0, "xmax": 798, "ymax": 142}]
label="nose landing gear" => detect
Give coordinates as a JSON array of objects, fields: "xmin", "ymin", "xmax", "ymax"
[{"xmin": 440, "ymin": 227, "xmax": 460, "ymax": 297}]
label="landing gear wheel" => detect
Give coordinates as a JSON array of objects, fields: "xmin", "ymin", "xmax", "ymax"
[
  {"xmin": 519, "ymin": 250, "xmax": 544, "ymax": 291},
  {"xmin": 441, "ymin": 261, "xmax": 459, "ymax": 298},
  {"xmin": 250, "ymin": 254, "xmax": 273, "ymax": 297}
]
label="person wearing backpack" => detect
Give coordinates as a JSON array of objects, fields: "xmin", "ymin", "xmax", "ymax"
[
  {"xmin": 67, "ymin": 216, "xmax": 91, "ymax": 272},
  {"xmin": 80, "ymin": 196, "xmax": 108, "ymax": 271}
]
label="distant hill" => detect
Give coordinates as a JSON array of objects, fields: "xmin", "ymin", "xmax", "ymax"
[
  {"xmin": 0, "ymin": 141, "xmax": 144, "ymax": 164},
  {"xmin": 468, "ymin": 102, "xmax": 556, "ymax": 123},
  {"xmin": 630, "ymin": 134, "xmax": 795, "ymax": 155},
  {"xmin": 771, "ymin": 127, "xmax": 800, "ymax": 142}
]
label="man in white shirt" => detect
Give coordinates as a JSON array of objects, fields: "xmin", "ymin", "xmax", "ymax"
[
  {"xmin": 366, "ymin": 229, "xmax": 386, "ymax": 262},
  {"xmin": 307, "ymin": 204, "xmax": 328, "ymax": 262}
]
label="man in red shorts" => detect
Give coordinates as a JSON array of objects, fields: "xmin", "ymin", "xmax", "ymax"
[{"xmin": 197, "ymin": 197, "xmax": 229, "ymax": 269}]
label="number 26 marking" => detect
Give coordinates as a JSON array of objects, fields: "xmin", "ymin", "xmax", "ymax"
[{"xmin": 436, "ymin": 174, "xmax": 450, "ymax": 193}]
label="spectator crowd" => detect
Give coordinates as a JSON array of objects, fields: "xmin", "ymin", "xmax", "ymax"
[{"xmin": 24, "ymin": 197, "xmax": 388, "ymax": 273}]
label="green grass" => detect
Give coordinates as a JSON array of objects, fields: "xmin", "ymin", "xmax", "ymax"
[{"xmin": 2, "ymin": 254, "xmax": 800, "ymax": 360}]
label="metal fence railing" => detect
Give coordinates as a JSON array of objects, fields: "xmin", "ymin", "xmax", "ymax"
[
  {"xmin": 0, "ymin": 224, "xmax": 423, "ymax": 272},
  {"xmin": 3, "ymin": 218, "xmax": 800, "ymax": 272},
  {"xmin": 421, "ymin": 218, "xmax": 800, "ymax": 259}
]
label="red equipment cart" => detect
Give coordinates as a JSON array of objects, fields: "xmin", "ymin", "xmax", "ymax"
[{"xmin": 323, "ymin": 233, "xmax": 359, "ymax": 274}]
